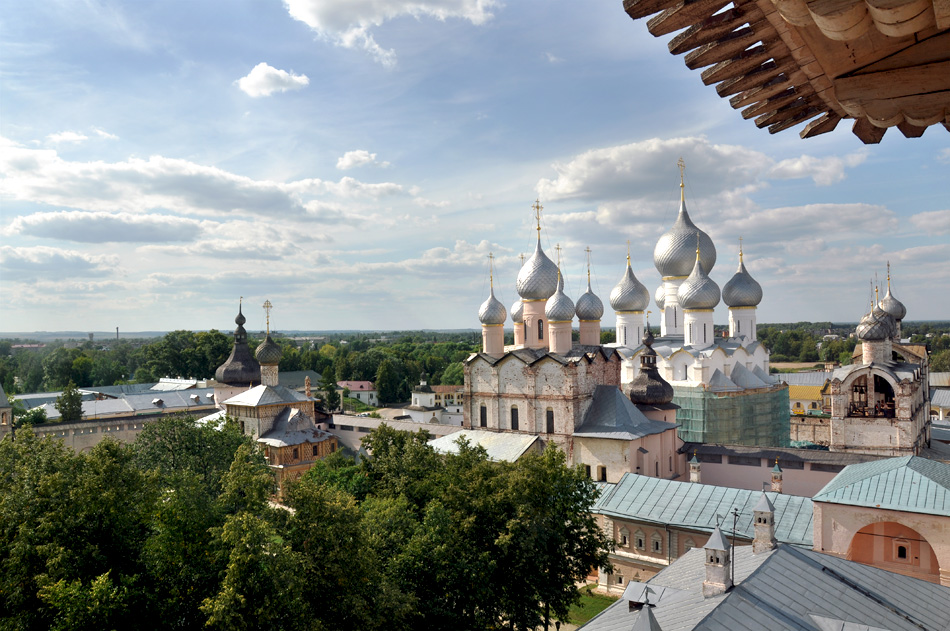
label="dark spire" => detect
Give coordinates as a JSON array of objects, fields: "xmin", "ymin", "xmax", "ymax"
[{"xmin": 215, "ymin": 299, "xmax": 261, "ymax": 386}]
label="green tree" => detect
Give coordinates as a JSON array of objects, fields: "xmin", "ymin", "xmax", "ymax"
[
  {"xmin": 55, "ymin": 381, "xmax": 83, "ymax": 422},
  {"xmin": 375, "ymin": 359, "xmax": 401, "ymax": 404},
  {"xmin": 931, "ymin": 349, "xmax": 950, "ymax": 372},
  {"xmin": 440, "ymin": 362, "xmax": 464, "ymax": 386},
  {"xmin": 319, "ymin": 367, "xmax": 340, "ymax": 412}
]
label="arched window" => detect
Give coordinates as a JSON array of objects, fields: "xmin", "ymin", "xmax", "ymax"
[
  {"xmin": 538, "ymin": 319, "xmax": 544, "ymax": 340},
  {"xmin": 510, "ymin": 406, "xmax": 519, "ymax": 431},
  {"xmin": 546, "ymin": 408, "xmax": 554, "ymax": 434},
  {"xmin": 622, "ymin": 326, "xmax": 627, "ymax": 345},
  {"xmin": 479, "ymin": 405, "xmax": 487, "ymax": 427}
]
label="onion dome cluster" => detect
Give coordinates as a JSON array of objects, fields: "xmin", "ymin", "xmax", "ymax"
[
  {"xmin": 576, "ymin": 279, "xmax": 605, "ymax": 321},
  {"xmin": 654, "ymin": 200, "xmax": 716, "ymax": 278},
  {"xmin": 626, "ymin": 329, "xmax": 674, "ymax": 405},
  {"xmin": 478, "ymin": 287, "xmax": 507, "ymax": 325},
  {"xmin": 255, "ymin": 333, "xmax": 282, "ymax": 366},
  {"xmin": 545, "ymin": 273, "xmax": 576, "ymax": 322},
  {"xmin": 609, "ymin": 262, "xmax": 650, "ymax": 312},
  {"xmin": 677, "ymin": 254, "xmax": 720, "ymax": 310},
  {"xmin": 856, "ymin": 305, "xmax": 898, "ymax": 341},
  {"xmin": 516, "ymin": 239, "xmax": 559, "ymax": 300},
  {"xmin": 722, "ymin": 258, "xmax": 763, "ymax": 307}
]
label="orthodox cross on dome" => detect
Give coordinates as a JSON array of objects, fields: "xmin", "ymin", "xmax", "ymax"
[
  {"xmin": 887, "ymin": 260, "xmax": 892, "ymax": 289},
  {"xmin": 519, "ymin": 252, "xmax": 525, "ymax": 266},
  {"xmin": 488, "ymin": 252, "xmax": 495, "ymax": 288},
  {"xmin": 739, "ymin": 237, "xmax": 744, "ymax": 263},
  {"xmin": 585, "ymin": 246, "xmax": 592, "ymax": 283},
  {"xmin": 626, "ymin": 239, "xmax": 631, "ymax": 264},
  {"xmin": 262, "ymin": 299, "xmax": 273, "ymax": 334},
  {"xmin": 555, "ymin": 243, "xmax": 562, "ymax": 267},
  {"xmin": 695, "ymin": 233, "xmax": 701, "ymax": 262},
  {"xmin": 678, "ymin": 157, "xmax": 686, "ymax": 200},
  {"xmin": 532, "ymin": 199, "xmax": 543, "ymax": 236}
]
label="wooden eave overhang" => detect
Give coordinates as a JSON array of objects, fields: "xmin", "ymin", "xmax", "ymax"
[{"xmin": 624, "ymin": 0, "xmax": 950, "ymax": 143}]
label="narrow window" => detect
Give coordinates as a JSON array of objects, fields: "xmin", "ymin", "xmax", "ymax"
[
  {"xmin": 897, "ymin": 545, "xmax": 908, "ymax": 559},
  {"xmin": 292, "ymin": 447, "xmax": 299, "ymax": 460},
  {"xmin": 480, "ymin": 405, "xmax": 487, "ymax": 427},
  {"xmin": 669, "ymin": 456, "xmax": 672, "ymax": 472},
  {"xmin": 622, "ymin": 326, "xmax": 627, "ymax": 345},
  {"xmin": 510, "ymin": 406, "xmax": 519, "ymax": 431},
  {"xmin": 673, "ymin": 308, "xmax": 677, "ymax": 328},
  {"xmin": 598, "ymin": 466, "xmax": 607, "ymax": 482},
  {"xmin": 621, "ymin": 535, "xmax": 628, "ymax": 546},
  {"xmin": 584, "ymin": 465, "xmax": 591, "ymax": 478},
  {"xmin": 655, "ymin": 461, "xmax": 659, "ymax": 477},
  {"xmin": 538, "ymin": 319, "xmax": 544, "ymax": 340},
  {"xmin": 737, "ymin": 320, "xmax": 740, "ymax": 333},
  {"xmin": 546, "ymin": 408, "xmax": 554, "ymax": 434}
]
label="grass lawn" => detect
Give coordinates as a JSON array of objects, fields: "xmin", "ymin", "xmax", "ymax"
[{"xmin": 563, "ymin": 586, "xmax": 619, "ymax": 625}]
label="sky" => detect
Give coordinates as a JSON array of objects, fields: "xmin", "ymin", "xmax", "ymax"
[{"xmin": 1, "ymin": 0, "xmax": 948, "ymax": 334}]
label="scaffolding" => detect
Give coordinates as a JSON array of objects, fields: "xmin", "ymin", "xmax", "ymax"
[{"xmin": 673, "ymin": 384, "xmax": 790, "ymax": 447}]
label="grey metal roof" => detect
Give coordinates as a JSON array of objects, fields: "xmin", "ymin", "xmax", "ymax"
[
  {"xmin": 0, "ymin": 385, "xmax": 9, "ymax": 408},
  {"xmin": 277, "ymin": 370, "xmax": 323, "ymax": 391},
  {"xmin": 677, "ymin": 256, "xmax": 720, "ymax": 310},
  {"xmin": 428, "ymin": 429, "xmax": 540, "ymax": 462},
  {"xmin": 610, "ymin": 262, "xmax": 650, "ymax": 312},
  {"xmin": 467, "ymin": 345, "xmax": 620, "ymax": 367},
  {"xmin": 580, "ymin": 545, "xmax": 950, "ymax": 631},
  {"xmin": 257, "ymin": 407, "xmax": 332, "ymax": 448},
  {"xmin": 812, "ymin": 455, "xmax": 950, "ymax": 516},
  {"xmin": 705, "ymin": 369, "xmax": 740, "ymax": 392},
  {"xmin": 594, "ymin": 473, "xmax": 813, "ymax": 547},
  {"xmin": 721, "ymin": 259, "xmax": 762, "ymax": 308},
  {"xmin": 728, "ymin": 363, "xmax": 769, "ymax": 390},
  {"xmin": 224, "ymin": 384, "xmax": 310, "ymax": 407},
  {"xmin": 653, "ymin": 198, "xmax": 716, "ymax": 278},
  {"xmin": 932, "ymin": 389, "xmax": 950, "ymax": 408},
  {"xmin": 775, "ymin": 372, "xmax": 830, "ymax": 387},
  {"xmin": 574, "ymin": 385, "xmax": 677, "ymax": 441},
  {"xmin": 931, "ymin": 372, "xmax": 950, "ymax": 388},
  {"xmin": 686, "ymin": 444, "xmax": 881, "ymax": 467}
]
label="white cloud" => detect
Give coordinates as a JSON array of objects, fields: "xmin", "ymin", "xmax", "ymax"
[
  {"xmin": 545, "ymin": 52, "xmax": 563, "ymax": 63},
  {"xmin": 910, "ymin": 209, "xmax": 950, "ymax": 235},
  {"xmin": 413, "ymin": 197, "xmax": 450, "ymax": 208},
  {"xmin": 47, "ymin": 131, "xmax": 88, "ymax": 143},
  {"xmin": 0, "ymin": 246, "xmax": 119, "ymax": 278},
  {"xmin": 937, "ymin": 148, "xmax": 950, "ymax": 165},
  {"xmin": 768, "ymin": 150, "xmax": 867, "ymax": 186},
  {"xmin": 0, "ymin": 141, "xmax": 404, "ymax": 219},
  {"xmin": 93, "ymin": 128, "xmax": 119, "ymax": 140},
  {"xmin": 284, "ymin": 0, "xmax": 500, "ymax": 66},
  {"xmin": 336, "ymin": 149, "xmax": 390, "ymax": 170},
  {"xmin": 237, "ymin": 62, "xmax": 310, "ymax": 97},
  {"xmin": 3, "ymin": 210, "xmax": 204, "ymax": 243}
]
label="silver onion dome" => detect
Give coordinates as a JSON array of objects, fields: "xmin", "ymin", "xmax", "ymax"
[
  {"xmin": 678, "ymin": 255, "xmax": 720, "ymax": 310},
  {"xmin": 576, "ymin": 280, "xmax": 604, "ymax": 321},
  {"xmin": 655, "ymin": 284, "xmax": 666, "ymax": 310},
  {"xmin": 856, "ymin": 306, "xmax": 897, "ymax": 341},
  {"xmin": 722, "ymin": 259, "xmax": 763, "ymax": 307},
  {"xmin": 545, "ymin": 273, "xmax": 576, "ymax": 322},
  {"xmin": 255, "ymin": 333, "xmax": 282, "ymax": 366},
  {"xmin": 510, "ymin": 298, "xmax": 524, "ymax": 323},
  {"xmin": 880, "ymin": 286, "xmax": 906, "ymax": 321},
  {"xmin": 478, "ymin": 287, "xmax": 507, "ymax": 325},
  {"xmin": 516, "ymin": 239, "xmax": 559, "ymax": 300},
  {"xmin": 609, "ymin": 262, "xmax": 649, "ymax": 312},
  {"xmin": 654, "ymin": 199, "xmax": 716, "ymax": 278}
]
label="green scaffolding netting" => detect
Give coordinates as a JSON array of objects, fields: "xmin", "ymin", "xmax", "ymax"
[{"xmin": 673, "ymin": 384, "xmax": 790, "ymax": 447}]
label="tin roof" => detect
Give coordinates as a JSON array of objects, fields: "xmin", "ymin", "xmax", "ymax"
[
  {"xmin": 594, "ymin": 473, "xmax": 813, "ymax": 547},
  {"xmin": 574, "ymin": 385, "xmax": 677, "ymax": 441},
  {"xmin": 813, "ymin": 456, "xmax": 950, "ymax": 517},
  {"xmin": 931, "ymin": 372, "xmax": 950, "ymax": 388},
  {"xmin": 788, "ymin": 385, "xmax": 824, "ymax": 400},
  {"xmin": 224, "ymin": 385, "xmax": 310, "ymax": 407},
  {"xmin": 428, "ymin": 429, "xmax": 539, "ymax": 462},
  {"xmin": 932, "ymin": 389, "xmax": 950, "ymax": 408}
]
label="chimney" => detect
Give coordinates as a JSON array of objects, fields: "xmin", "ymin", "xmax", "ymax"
[
  {"xmin": 305, "ymin": 375, "xmax": 312, "ymax": 398},
  {"xmin": 753, "ymin": 492, "xmax": 777, "ymax": 553},
  {"xmin": 702, "ymin": 526, "xmax": 732, "ymax": 597},
  {"xmin": 770, "ymin": 459, "xmax": 783, "ymax": 493},
  {"xmin": 689, "ymin": 453, "xmax": 701, "ymax": 484}
]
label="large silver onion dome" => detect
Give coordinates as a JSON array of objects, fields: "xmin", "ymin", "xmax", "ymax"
[
  {"xmin": 655, "ymin": 284, "xmax": 666, "ymax": 310},
  {"xmin": 576, "ymin": 280, "xmax": 604, "ymax": 321},
  {"xmin": 722, "ymin": 259, "xmax": 763, "ymax": 307},
  {"xmin": 510, "ymin": 298, "xmax": 524, "ymax": 323},
  {"xmin": 516, "ymin": 239, "xmax": 559, "ymax": 300},
  {"xmin": 678, "ymin": 255, "xmax": 720, "ymax": 310},
  {"xmin": 255, "ymin": 333, "xmax": 282, "ymax": 366},
  {"xmin": 880, "ymin": 287, "xmax": 906, "ymax": 321},
  {"xmin": 478, "ymin": 287, "xmax": 507, "ymax": 325},
  {"xmin": 609, "ymin": 262, "xmax": 650, "ymax": 312},
  {"xmin": 856, "ymin": 306, "xmax": 897, "ymax": 341},
  {"xmin": 545, "ymin": 273, "xmax": 576, "ymax": 322},
  {"xmin": 654, "ymin": 199, "xmax": 716, "ymax": 278}
]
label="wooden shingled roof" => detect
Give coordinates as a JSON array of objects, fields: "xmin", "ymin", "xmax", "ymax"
[{"xmin": 624, "ymin": 0, "xmax": 950, "ymax": 143}]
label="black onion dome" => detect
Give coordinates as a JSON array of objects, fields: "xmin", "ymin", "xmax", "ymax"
[
  {"xmin": 215, "ymin": 303, "xmax": 261, "ymax": 385},
  {"xmin": 626, "ymin": 329, "xmax": 674, "ymax": 405},
  {"xmin": 256, "ymin": 333, "xmax": 282, "ymax": 365}
]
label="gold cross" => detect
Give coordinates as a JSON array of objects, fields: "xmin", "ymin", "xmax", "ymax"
[
  {"xmin": 585, "ymin": 246, "xmax": 592, "ymax": 283},
  {"xmin": 488, "ymin": 252, "xmax": 494, "ymax": 287},
  {"xmin": 739, "ymin": 236, "xmax": 744, "ymax": 263},
  {"xmin": 532, "ymin": 199, "xmax": 543, "ymax": 234},
  {"xmin": 677, "ymin": 157, "xmax": 686, "ymax": 199},
  {"xmin": 262, "ymin": 300, "xmax": 273, "ymax": 334}
]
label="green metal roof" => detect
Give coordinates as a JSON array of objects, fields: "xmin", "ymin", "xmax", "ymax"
[
  {"xmin": 593, "ymin": 473, "xmax": 813, "ymax": 547},
  {"xmin": 812, "ymin": 455, "xmax": 950, "ymax": 516}
]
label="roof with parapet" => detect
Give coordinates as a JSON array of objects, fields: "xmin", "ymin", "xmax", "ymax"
[
  {"xmin": 573, "ymin": 385, "xmax": 677, "ymax": 441},
  {"xmin": 428, "ymin": 429, "xmax": 540, "ymax": 462},
  {"xmin": 337, "ymin": 380, "xmax": 375, "ymax": 391},
  {"xmin": 775, "ymin": 372, "xmax": 832, "ymax": 387},
  {"xmin": 466, "ymin": 344, "xmax": 621, "ymax": 368},
  {"xmin": 812, "ymin": 456, "xmax": 950, "ymax": 517},
  {"xmin": 224, "ymin": 384, "xmax": 310, "ymax": 407},
  {"xmin": 578, "ymin": 544, "xmax": 950, "ymax": 631},
  {"xmin": 593, "ymin": 473, "xmax": 813, "ymax": 547}
]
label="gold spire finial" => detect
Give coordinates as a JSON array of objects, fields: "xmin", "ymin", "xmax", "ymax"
[
  {"xmin": 488, "ymin": 252, "xmax": 494, "ymax": 288},
  {"xmin": 626, "ymin": 239, "xmax": 631, "ymax": 264},
  {"xmin": 739, "ymin": 237, "xmax": 744, "ymax": 263},
  {"xmin": 887, "ymin": 261, "xmax": 891, "ymax": 290},
  {"xmin": 239, "ymin": 296, "xmax": 243, "ymax": 308},
  {"xmin": 555, "ymin": 243, "xmax": 562, "ymax": 267},
  {"xmin": 519, "ymin": 252, "xmax": 525, "ymax": 266},
  {"xmin": 677, "ymin": 157, "xmax": 686, "ymax": 202},
  {"xmin": 262, "ymin": 300, "xmax": 273, "ymax": 334},
  {"xmin": 695, "ymin": 233, "xmax": 701, "ymax": 262},
  {"xmin": 533, "ymin": 199, "xmax": 543, "ymax": 236},
  {"xmin": 585, "ymin": 246, "xmax": 592, "ymax": 284}
]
